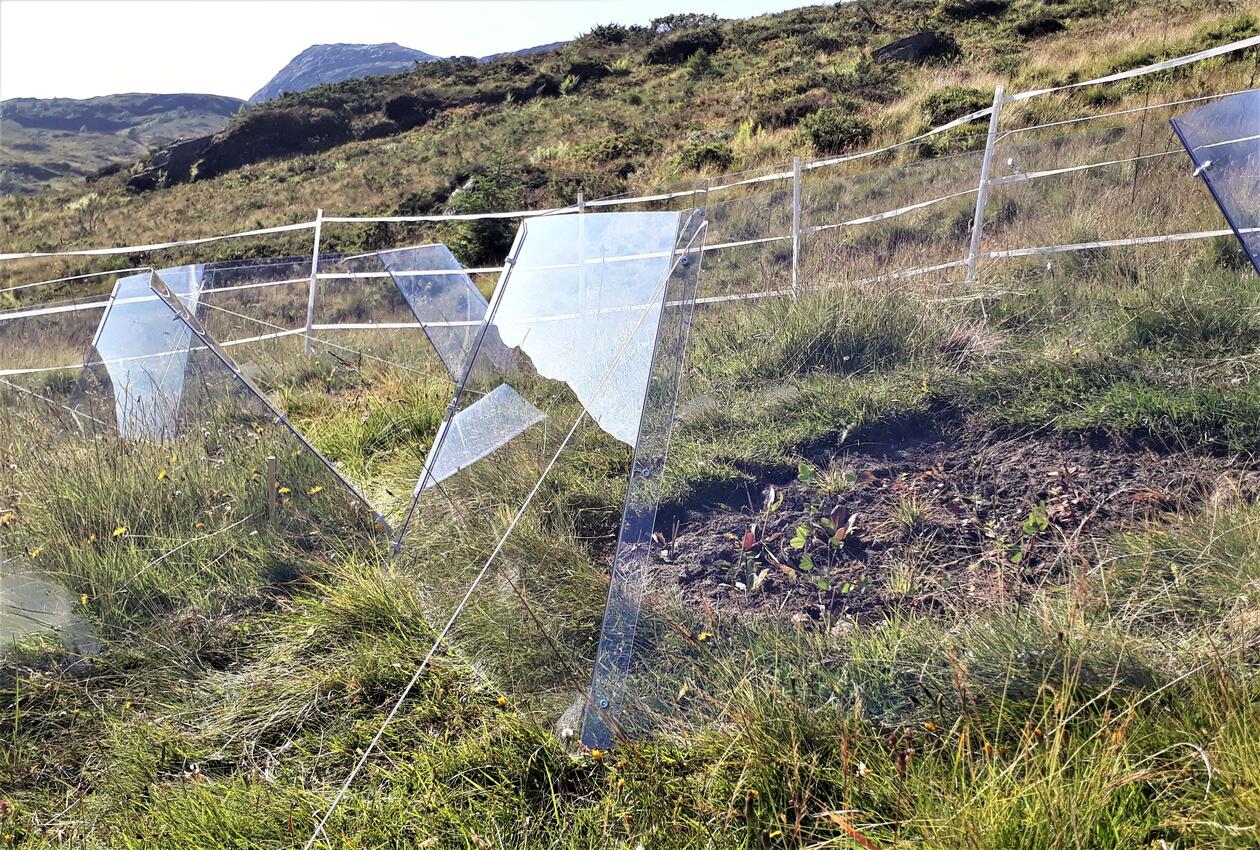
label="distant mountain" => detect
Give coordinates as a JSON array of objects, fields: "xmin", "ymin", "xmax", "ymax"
[
  {"xmin": 479, "ymin": 40, "xmax": 568, "ymax": 63},
  {"xmin": 0, "ymin": 92, "xmax": 243, "ymax": 194},
  {"xmin": 249, "ymin": 43, "xmax": 439, "ymax": 104}
]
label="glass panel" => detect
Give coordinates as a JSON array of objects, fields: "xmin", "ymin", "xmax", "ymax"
[
  {"xmin": 75, "ymin": 271, "xmax": 199, "ymax": 439},
  {"xmin": 985, "ymin": 101, "xmax": 1222, "ymax": 253},
  {"xmin": 1171, "ymin": 88, "xmax": 1260, "ymax": 274},
  {"xmin": 0, "ymin": 291, "xmax": 114, "ymax": 441},
  {"xmin": 419, "ymin": 383, "xmax": 544, "ymax": 489},
  {"xmin": 152, "ymin": 254, "xmax": 455, "ymax": 524},
  {"xmin": 377, "ymin": 243, "xmax": 490, "ymax": 379},
  {"xmin": 389, "ymin": 208, "xmax": 707, "ymax": 732},
  {"xmin": 582, "ymin": 212, "xmax": 708, "ymax": 746},
  {"xmin": 2, "ymin": 271, "xmax": 384, "ymax": 693}
]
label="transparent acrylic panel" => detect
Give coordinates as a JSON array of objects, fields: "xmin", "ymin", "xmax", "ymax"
[
  {"xmin": 156, "ymin": 253, "xmax": 455, "ymax": 523},
  {"xmin": 2, "ymin": 271, "xmax": 384, "ymax": 694},
  {"xmin": 799, "ymin": 152, "xmax": 980, "ymax": 283},
  {"xmin": 390, "ymin": 209, "xmax": 707, "ymax": 731},
  {"xmin": 181, "ymin": 256, "xmax": 315, "ymax": 387},
  {"xmin": 377, "ymin": 243, "xmax": 491, "ymax": 379},
  {"xmin": 582, "ymin": 215, "xmax": 709, "ymax": 746},
  {"xmin": 418, "ymin": 383, "xmax": 544, "ymax": 489},
  {"xmin": 466, "ymin": 211, "xmax": 688, "ymax": 446},
  {"xmin": 0, "ymin": 292, "xmax": 114, "ymax": 441},
  {"xmin": 576, "ymin": 190, "xmax": 1018, "ymax": 743},
  {"xmin": 1171, "ymin": 88, "xmax": 1260, "ymax": 275},
  {"xmin": 76, "ymin": 270, "xmax": 199, "ymax": 439},
  {"xmin": 985, "ymin": 102, "xmax": 1223, "ymax": 253}
]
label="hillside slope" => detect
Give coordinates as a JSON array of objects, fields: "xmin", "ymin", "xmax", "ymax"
[
  {"xmin": 0, "ymin": 92, "xmax": 243, "ymax": 195},
  {"xmin": 0, "ymin": 1, "xmax": 1256, "ymax": 287},
  {"xmin": 3, "ymin": 3, "xmax": 1260, "ymax": 848}
]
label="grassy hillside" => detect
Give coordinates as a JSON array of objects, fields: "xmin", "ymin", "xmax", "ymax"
[
  {"xmin": 2, "ymin": 2, "xmax": 1260, "ymax": 849},
  {"xmin": 2, "ymin": 0, "xmax": 1255, "ymax": 293},
  {"xmin": 0, "ymin": 93, "xmax": 243, "ymax": 195}
]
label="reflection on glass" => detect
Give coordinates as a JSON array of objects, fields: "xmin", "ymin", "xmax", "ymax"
[
  {"xmin": 378, "ymin": 244, "xmax": 490, "ymax": 379},
  {"xmin": 1172, "ymin": 89, "xmax": 1260, "ymax": 274},
  {"xmin": 486, "ymin": 211, "xmax": 682, "ymax": 446},
  {"xmin": 85, "ymin": 271, "xmax": 197, "ymax": 438},
  {"xmin": 420, "ymin": 384, "xmax": 545, "ymax": 488}
]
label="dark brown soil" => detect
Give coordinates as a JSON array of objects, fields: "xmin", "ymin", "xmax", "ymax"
[{"xmin": 649, "ymin": 431, "xmax": 1258, "ymax": 626}]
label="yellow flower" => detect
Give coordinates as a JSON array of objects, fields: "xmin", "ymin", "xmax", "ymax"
[
  {"xmin": 80, "ymin": 594, "xmax": 89, "ymax": 606},
  {"xmin": 112, "ymin": 526, "xmax": 127, "ymax": 538},
  {"xmin": 496, "ymin": 696, "xmax": 507, "ymax": 707},
  {"xmin": 308, "ymin": 485, "xmax": 323, "ymax": 495},
  {"xmin": 0, "ymin": 512, "xmax": 14, "ymax": 526},
  {"xmin": 87, "ymin": 533, "xmax": 97, "ymax": 544},
  {"xmin": 291, "ymin": 449, "xmax": 302, "ymax": 458},
  {"xmin": 696, "ymin": 630, "xmax": 712, "ymax": 642},
  {"xmin": 29, "ymin": 546, "xmax": 43, "ymax": 558},
  {"xmin": 590, "ymin": 749, "xmax": 604, "ymax": 763},
  {"xmin": 122, "ymin": 700, "xmax": 132, "ymax": 712},
  {"xmin": 923, "ymin": 721, "xmax": 938, "ymax": 732},
  {"xmin": 277, "ymin": 486, "xmax": 291, "ymax": 495},
  {"xmin": 157, "ymin": 469, "xmax": 168, "ymax": 480}
]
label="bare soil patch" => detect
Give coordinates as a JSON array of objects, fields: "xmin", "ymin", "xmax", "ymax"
[{"xmin": 650, "ymin": 431, "xmax": 1258, "ymax": 625}]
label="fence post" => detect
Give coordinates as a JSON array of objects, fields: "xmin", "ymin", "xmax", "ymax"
[
  {"xmin": 303, "ymin": 208, "xmax": 324, "ymax": 356},
  {"xmin": 577, "ymin": 192, "xmax": 587, "ymax": 314},
  {"xmin": 791, "ymin": 156, "xmax": 802, "ymax": 299},
  {"xmin": 965, "ymin": 85, "xmax": 1005, "ymax": 286}
]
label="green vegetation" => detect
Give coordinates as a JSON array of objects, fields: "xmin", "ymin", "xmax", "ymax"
[
  {"xmin": 3, "ymin": 1, "xmax": 1260, "ymax": 847},
  {"xmin": 4, "ymin": 0, "xmax": 1256, "ymax": 293}
]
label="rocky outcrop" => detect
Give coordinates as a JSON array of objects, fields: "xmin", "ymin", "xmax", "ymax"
[
  {"xmin": 125, "ymin": 135, "xmax": 215, "ymax": 192},
  {"xmin": 871, "ymin": 31, "xmax": 961, "ymax": 64}
]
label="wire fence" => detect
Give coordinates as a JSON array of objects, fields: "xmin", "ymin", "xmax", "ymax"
[{"xmin": 1, "ymin": 35, "xmax": 1257, "ymax": 374}]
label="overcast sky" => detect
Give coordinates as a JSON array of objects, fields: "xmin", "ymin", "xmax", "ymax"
[{"xmin": 1, "ymin": 0, "xmax": 812, "ymax": 101}]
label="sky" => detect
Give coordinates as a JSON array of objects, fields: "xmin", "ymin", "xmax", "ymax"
[{"xmin": 0, "ymin": 0, "xmax": 811, "ymax": 101}]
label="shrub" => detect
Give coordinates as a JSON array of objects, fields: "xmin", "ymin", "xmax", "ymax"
[
  {"xmin": 797, "ymin": 108, "xmax": 873, "ymax": 154},
  {"xmin": 650, "ymin": 13, "xmax": 720, "ymax": 32},
  {"xmin": 573, "ymin": 132, "xmax": 655, "ymax": 163},
  {"xmin": 685, "ymin": 48, "xmax": 718, "ymax": 79},
  {"xmin": 644, "ymin": 25, "xmax": 724, "ymax": 65},
  {"xmin": 823, "ymin": 60, "xmax": 901, "ymax": 103},
  {"xmin": 920, "ymin": 86, "xmax": 991, "ymax": 126},
  {"xmin": 578, "ymin": 23, "xmax": 637, "ymax": 46},
  {"xmin": 939, "ymin": 0, "xmax": 1009, "ymax": 19},
  {"xmin": 674, "ymin": 133, "xmax": 734, "ymax": 171},
  {"xmin": 755, "ymin": 90, "xmax": 843, "ymax": 129},
  {"xmin": 442, "ymin": 166, "xmax": 523, "ymax": 266}
]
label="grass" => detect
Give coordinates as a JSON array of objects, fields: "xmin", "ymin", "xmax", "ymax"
[
  {"xmin": 8, "ymin": 500, "xmax": 1258, "ymax": 848},
  {"xmin": 3, "ymin": 2, "xmax": 1260, "ymax": 847},
  {"xmin": 2, "ymin": 2, "xmax": 1256, "ymax": 293}
]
